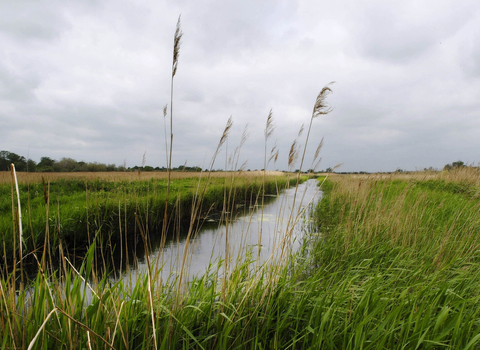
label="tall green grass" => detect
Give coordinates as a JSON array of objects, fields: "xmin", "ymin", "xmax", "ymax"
[
  {"xmin": 0, "ymin": 175, "xmax": 317, "ymax": 349},
  {"xmin": 0, "ymin": 175, "xmax": 297, "ymax": 268},
  {"xmin": 8, "ymin": 170, "xmax": 480, "ymax": 349},
  {"xmin": 307, "ymin": 173, "xmax": 480, "ymax": 348}
]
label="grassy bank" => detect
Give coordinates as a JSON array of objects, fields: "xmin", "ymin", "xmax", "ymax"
[
  {"xmin": 0, "ymin": 172, "xmax": 317, "ymax": 349},
  {"xmin": 1, "ymin": 171, "xmax": 297, "ymax": 267},
  {"xmin": 308, "ymin": 170, "xmax": 480, "ymax": 348},
  {"xmin": 5, "ymin": 170, "xmax": 480, "ymax": 349}
]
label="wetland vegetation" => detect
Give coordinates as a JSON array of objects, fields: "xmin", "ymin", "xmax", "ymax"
[
  {"xmin": 0, "ymin": 171, "xmax": 296, "ymax": 268},
  {"xmin": 3, "ymin": 16, "xmax": 480, "ymax": 350},
  {"xmin": 4, "ymin": 169, "xmax": 480, "ymax": 349}
]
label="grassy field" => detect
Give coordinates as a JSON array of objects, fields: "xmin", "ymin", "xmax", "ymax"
[
  {"xmin": 3, "ymin": 170, "xmax": 480, "ymax": 349},
  {"xmin": 0, "ymin": 171, "xmax": 296, "ymax": 268},
  {"xmin": 0, "ymin": 170, "xmax": 286, "ymax": 186},
  {"xmin": 308, "ymin": 168, "xmax": 480, "ymax": 348},
  {"xmin": 0, "ymin": 170, "xmax": 315, "ymax": 349}
]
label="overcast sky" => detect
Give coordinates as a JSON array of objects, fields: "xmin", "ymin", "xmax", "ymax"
[{"xmin": 1, "ymin": 0, "xmax": 479, "ymax": 172}]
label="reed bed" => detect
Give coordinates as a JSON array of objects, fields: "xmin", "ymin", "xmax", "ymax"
[
  {"xmin": 0, "ymin": 173, "xmax": 296, "ymax": 268},
  {"xmin": 308, "ymin": 170, "xmax": 480, "ymax": 348},
  {"xmin": 7, "ymin": 170, "xmax": 480, "ymax": 349},
  {"xmin": 0, "ymin": 170, "xmax": 285, "ymax": 186},
  {"xmin": 0, "ymin": 173, "xmax": 319, "ymax": 349}
]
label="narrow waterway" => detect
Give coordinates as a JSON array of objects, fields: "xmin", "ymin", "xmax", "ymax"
[{"xmin": 121, "ymin": 179, "xmax": 322, "ymax": 284}]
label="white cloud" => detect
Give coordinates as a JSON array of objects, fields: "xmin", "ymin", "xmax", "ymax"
[{"xmin": 1, "ymin": 0, "xmax": 480, "ymax": 172}]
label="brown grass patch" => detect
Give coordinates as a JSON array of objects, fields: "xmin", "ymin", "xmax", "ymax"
[{"xmin": 0, "ymin": 170, "xmax": 287, "ymax": 185}]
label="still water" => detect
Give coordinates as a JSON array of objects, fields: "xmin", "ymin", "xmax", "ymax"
[{"xmin": 121, "ymin": 179, "xmax": 322, "ymax": 283}]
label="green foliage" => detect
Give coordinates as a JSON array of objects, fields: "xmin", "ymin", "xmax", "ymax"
[
  {"xmin": 0, "ymin": 150, "xmax": 27, "ymax": 171},
  {"xmin": 4, "ymin": 175, "xmax": 480, "ymax": 349},
  {"xmin": 0, "ymin": 175, "xmax": 293, "ymax": 265},
  {"xmin": 443, "ymin": 160, "xmax": 466, "ymax": 171},
  {"xmin": 308, "ymin": 175, "xmax": 480, "ymax": 348}
]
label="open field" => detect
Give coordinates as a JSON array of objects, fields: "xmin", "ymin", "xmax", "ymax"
[
  {"xmin": 3, "ymin": 170, "xmax": 480, "ymax": 349},
  {"xmin": 308, "ymin": 168, "xmax": 480, "ymax": 348},
  {"xmin": 337, "ymin": 166, "xmax": 480, "ymax": 184},
  {"xmin": 0, "ymin": 170, "xmax": 319, "ymax": 349},
  {"xmin": 1, "ymin": 171, "xmax": 299, "ymax": 267},
  {"xmin": 0, "ymin": 170, "xmax": 286, "ymax": 185}
]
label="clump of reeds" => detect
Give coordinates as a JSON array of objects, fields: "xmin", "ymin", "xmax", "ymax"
[{"xmin": 307, "ymin": 173, "xmax": 480, "ymax": 348}]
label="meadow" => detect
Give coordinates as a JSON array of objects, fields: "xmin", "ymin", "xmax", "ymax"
[
  {"xmin": 0, "ymin": 171, "xmax": 294, "ymax": 268},
  {"xmin": 0, "ymin": 167, "xmax": 317, "ymax": 349},
  {"xmin": 3, "ymin": 169, "xmax": 480, "ymax": 349},
  {"xmin": 308, "ymin": 168, "xmax": 480, "ymax": 348}
]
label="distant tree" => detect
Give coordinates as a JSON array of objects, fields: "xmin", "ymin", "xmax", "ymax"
[
  {"xmin": 73, "ymin": 161, "xmax": 88, "ymax": 172},
  {"xmin": 443, "ymin": 161, "xmax": 465, "ymax": 171},
  {"xmin": 56, "ymin": 157, "xmax": 77, "ymax": 172},
  {"xmin": 87, "ymin": 162, "xmax": 106, "ymax": 172},
  {"xmin": 37, "ymin": 157, "xmax": 56, "ymax": 172},
  {"xmin": 0, "ymin": 151, "xmax": 27, "ymax": 171},
  {"xmin": 0, "ymin": 151, "xmax": 11, "ymax": 171},
  {"xmin": 27, "ymin": 159, "xmax": 37, "ymax": 172},
  {"xmin": 106, "ymin": 164, "xmax": 117, "ymax": 172}
]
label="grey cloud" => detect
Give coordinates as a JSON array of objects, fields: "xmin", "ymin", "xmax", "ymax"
[
  {"xmin": 0, "ymin": 1, "xmax": 70, "ymax": 42},
  {"xmin": 0, "ymin": 65, "xmax": 40, "ymax": 102},
  {"xmin": 2, "ymin": 0, "xmax": 480, "ymax": 173},
  {"xmin": 344, "ymin": 1, "xmax": 476, "ymax": 63}
]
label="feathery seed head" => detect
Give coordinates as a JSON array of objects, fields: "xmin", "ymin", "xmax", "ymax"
[
  {"xmin": 312, "ymin": 82, "xmax": 334, "ymax": 118},
  {"xmin": 265, "ymin": 110, "xmax": 275, "ymax": 140},
  {"xmin": 298, "ymin": 124, "xmax": 304, "ymax": 138},
  {"xmin": 172, "ymin": 16, "xmax": 183, "ymax": 78},
  {"xmin": 219, "ymin": 116, "xmax": 233, "ymax": 149},
  {"xmin": 288, "ymin": 140, "xmax": 299, "ymax": 169}
]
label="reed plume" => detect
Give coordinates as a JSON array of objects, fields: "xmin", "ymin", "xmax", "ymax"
[
  {"xmin": 172, "ymin": 16, "xmax": 183, "ymax": 79},
  {"xmin": 268, "ymin": 143, "xmax": 278, "ymax": 166},
  {"xmin": 211, "ymin": 116, "xmax": 233, "ymax": 167},
  {"xmin": 288, "ymin": 140, "xmax": 299, "ymax": 170},
  {"xmin": 264, "ymin": 109, "xmax": 275, "ymax": 140},
  {"xmin": 312, "ymin": 83, "xmax": 333, "ymax": 118}
]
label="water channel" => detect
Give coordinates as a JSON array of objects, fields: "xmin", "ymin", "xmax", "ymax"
[{"xmin": 121, "ymin": 179, "xmax": 322, "ymax": 284}]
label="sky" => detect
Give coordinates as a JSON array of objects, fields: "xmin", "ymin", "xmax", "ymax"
[{"xmin": 1, "ymin": 0, "xmax": 480, "ymax": 173}]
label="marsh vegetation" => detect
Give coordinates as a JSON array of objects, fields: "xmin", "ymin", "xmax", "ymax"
[{"xmin": 4, "ymin": 16, "xmax": 479, "ymax": 350}]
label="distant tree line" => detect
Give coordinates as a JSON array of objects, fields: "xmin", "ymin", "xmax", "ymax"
[
  {"xmin": 3, "ymin": 150, "xmax": 472, "ymax": 174},
  {"xmin": 0, "ymin": 151, "xmax": 203, "ymax": 173}
]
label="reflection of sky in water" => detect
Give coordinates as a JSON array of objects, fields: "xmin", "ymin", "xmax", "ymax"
[{"xmin": 122, "ymin": 179, "xmax": 322, "ymax": 284}]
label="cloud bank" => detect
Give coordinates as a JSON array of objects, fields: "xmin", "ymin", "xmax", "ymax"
[{"xmin": 1, "ymin": 0, "xmax": 480, "ymax": 172}]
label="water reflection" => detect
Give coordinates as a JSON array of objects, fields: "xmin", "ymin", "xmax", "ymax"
[{"xmin": 122, "ymin": 179, "xmax": 321, "ymax": 283}]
